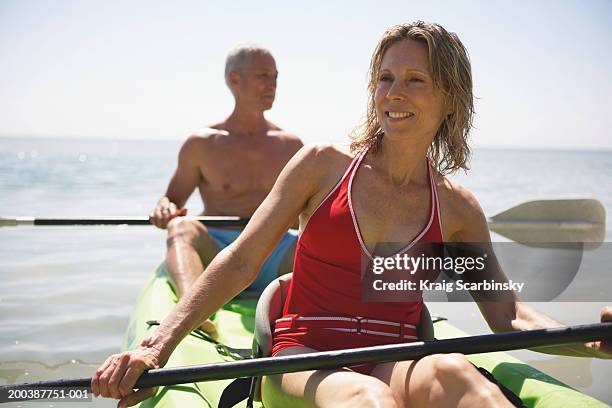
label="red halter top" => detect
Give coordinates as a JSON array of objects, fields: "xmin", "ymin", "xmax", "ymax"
[{"xmin": 272, "ymin": 146, "xmax": 443, "ymax": 369}]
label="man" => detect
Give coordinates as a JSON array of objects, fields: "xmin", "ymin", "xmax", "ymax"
[{"xmin": 149, "ymin": 45, "xmax": 303, "ymax": 336}]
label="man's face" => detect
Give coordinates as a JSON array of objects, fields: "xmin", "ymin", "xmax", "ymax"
[{"xmin": 234, "ymin": 53, "xmax": 278, "ymax": 110}]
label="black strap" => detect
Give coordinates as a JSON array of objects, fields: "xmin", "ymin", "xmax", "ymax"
[
  {"xmin": 145, "ymin": 320, "xmax": 252, "ymax": 360},
  {"xmin": 218, "ymin": 377, "xmax": 253, "ymax": 408},
  {"xmin": 148, "ymin": 320, "xmax": 256, "ymax": 407},
  {"xmin": 474, "ymin": 365, "xmax": 527, "ymax": 408}
]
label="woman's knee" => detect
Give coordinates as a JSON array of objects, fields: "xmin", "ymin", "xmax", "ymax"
[
  {"xmin": 430, "ymin": 353, "xmax": 474, "ymax": 380},
  {"xmin": 343, "ymin": 380, "xmax": 398, "ymax": 408},
  {"xmin": 424, "ymin": 353, "xmax": 502, "ymax": 403}
]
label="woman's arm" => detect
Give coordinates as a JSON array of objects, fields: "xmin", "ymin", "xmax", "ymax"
[
  {"xmin": 448, "ymin": 184, "xmax": 611, "ymax": 359},
  {"xmin": 91, "ymin": 144, "xmax": 331, "ymax": 406}
]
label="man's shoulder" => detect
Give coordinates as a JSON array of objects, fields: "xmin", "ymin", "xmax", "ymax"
[
  {"xmin": 176, "ymin": 128, "xmax": 228, "ymax": 162},
  {"xmin": 268, "ymin": 129, "xmax": 300, "ymax": 140},
  {"xmin": 263, "ymin": 120, "xmax": 298, "ymax": 140},
  {"xmin": 266, "ymin": 128, "xmax": 302, "ymax": 147},
  {"xmin": 191, "ymin": 126, "xmax": 230, "ymax": 140},
  {"xmin": 181, "ymin": 126, "xmax": 231, "ymax": 149}
]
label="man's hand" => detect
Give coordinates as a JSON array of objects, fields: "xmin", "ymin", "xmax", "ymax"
[
  {"xmin": 91, "ymin": 338, "xmax": 162, "ymax": 407},
  {"xmin": 149, "ymin": 197, "xmax": 188, "ymax": 229},
  {"xmin": 594, "ymin": 306, "xmax": 612, "ymax": 358}
]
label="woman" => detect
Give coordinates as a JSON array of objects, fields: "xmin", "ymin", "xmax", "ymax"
[{"xmin": 92, "ymin": 22, "xmax": 611, "ymax": 408}]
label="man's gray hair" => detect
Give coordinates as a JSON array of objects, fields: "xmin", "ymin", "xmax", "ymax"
[{"xmin": 224, "ymin": 44, "xmax": 273, "ymax": 86}]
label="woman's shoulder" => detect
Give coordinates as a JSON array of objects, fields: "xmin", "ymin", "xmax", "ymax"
[
  {"xmin": 284, "ymin": 143, "xmax": 358, "ymax": 201},
  {"xmin": 437, "ymin": 177, "xmax": 482, "ymax": 214},
  {"xmin": 301, "ymin": 142, "xmax": 353, "ymax": 158},
  {"xmin": 433, "ymin": 173, "xmax": 488, "ymax": 239},
  {"xmin": 294, "ymin": 143, "xmax": 355, "ymax": 171}
]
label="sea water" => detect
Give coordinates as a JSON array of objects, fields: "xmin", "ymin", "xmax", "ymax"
[{"xmin": 1, "ymin": 136, "xmax": 611, "ymax": 406}]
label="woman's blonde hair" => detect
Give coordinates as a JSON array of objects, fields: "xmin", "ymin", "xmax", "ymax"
[{"xmin": 350, "ymin": 21, "xmax": 474, "ymax": 175}]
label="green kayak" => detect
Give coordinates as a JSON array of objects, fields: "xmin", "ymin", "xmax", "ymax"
[{"xmin": 123, "ymin": 263, "xmax": 609, "ymax": 408}]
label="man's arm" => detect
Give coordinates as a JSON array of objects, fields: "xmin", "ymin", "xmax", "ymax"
[
  {"xmin": 149, "ymin": 136, "xmax": 204, "ymax": 228},
  {"xmin": 450, "ymin": 185, "xmax": 611, "ymax": 358}
]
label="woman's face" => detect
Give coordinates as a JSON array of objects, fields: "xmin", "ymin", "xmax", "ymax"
[{"xmin": 375, "ymin": 39, "xmax": 447, "ymax": 143}]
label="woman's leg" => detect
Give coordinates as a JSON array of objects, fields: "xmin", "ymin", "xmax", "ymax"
[
  {"xmin": 262, "ymin": 346, "xmax": 400, "ymax": 408},
  {"xmin": 371, "ymin": 353, "xmax": 516, "ymax": 408}
]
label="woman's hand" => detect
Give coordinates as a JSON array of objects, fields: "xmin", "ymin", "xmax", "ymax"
[{"xmin": 91, "ymin": 338, "xmax": 163, "ymax": 407}]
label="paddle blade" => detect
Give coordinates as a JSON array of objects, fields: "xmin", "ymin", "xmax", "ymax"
[{"xmin": 488, "ymin": 199, "xmax": 605, "ymax": 247}]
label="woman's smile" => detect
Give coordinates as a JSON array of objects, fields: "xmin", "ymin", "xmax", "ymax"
[{"xmin": 386, "ymin": 111, "xmax": 415, "ymax": 120}]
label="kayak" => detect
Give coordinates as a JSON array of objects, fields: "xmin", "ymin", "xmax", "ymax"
[{"xmin": 123, "ymin": 263, "xmax": 609, "ymax": 408}]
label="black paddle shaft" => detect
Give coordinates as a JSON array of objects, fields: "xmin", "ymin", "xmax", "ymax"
[
  {"xmin": 29, "ymin": 217, "xmax": 250, "ymax": 227},
  {"xmin": 1, "ymin": 322, "xmax": 610, "ymax": 401}
]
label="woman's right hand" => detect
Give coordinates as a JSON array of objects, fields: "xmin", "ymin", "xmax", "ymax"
[{"xmin": 91, "ymin": 338, "xmax": 163, "ymax": 407}]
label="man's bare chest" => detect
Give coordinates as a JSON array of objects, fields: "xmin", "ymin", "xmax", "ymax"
[{"xmin": 200, "ymin": 145, "xmax": 291, "ymax": 193}]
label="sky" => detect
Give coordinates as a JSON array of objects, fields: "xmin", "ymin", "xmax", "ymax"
[{"xmin": 1, "ymin": 0, "xmax": 611, "ymax": 150}]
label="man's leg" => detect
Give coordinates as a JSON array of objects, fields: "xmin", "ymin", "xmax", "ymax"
[
  {"xmin": 250, "ymin": 230, "xmax": 298, "ymax": 291},
  {"xmin": 278, "ymin": 237, "xmax": 297, "ymax": 275},
  {"xmin": 165, "ymin": 217, "xmax": 223, "ymax": 298}
]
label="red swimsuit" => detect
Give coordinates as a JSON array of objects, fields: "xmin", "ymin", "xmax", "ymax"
[{"xmin": 271, "ymin": 146, "xmax": 443, "ymax": 374}]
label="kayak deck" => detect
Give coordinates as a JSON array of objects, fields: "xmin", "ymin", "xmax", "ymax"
[{"xmin": 123, "ymin": 264, "xmax": 609, "ymax": 408}]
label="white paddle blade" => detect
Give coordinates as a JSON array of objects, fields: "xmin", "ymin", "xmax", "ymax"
[{"xmin": 488, "ymin": 199, "xmax": 605, "ymax": 247}]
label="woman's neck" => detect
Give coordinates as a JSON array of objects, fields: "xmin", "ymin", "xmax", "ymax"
[{"xmin": 375, "ymin": 136, "xmax": 431, "ymax": 187}]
